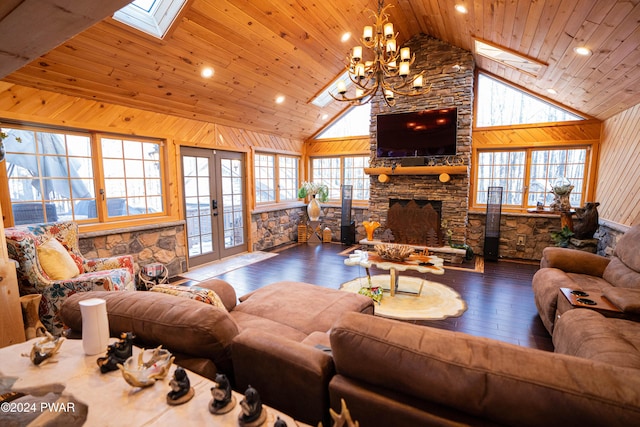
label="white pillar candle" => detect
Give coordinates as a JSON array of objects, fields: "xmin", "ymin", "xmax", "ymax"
[
  {"xmin": 79, "ymin": 298, "xmax": 110, "ymax": 356},
  {"xmin": 384, "ymin": 23, "xmax": 394, "ymax": 39},
  {"xmin": 399, "ymin": 61, "xmax": 410, "ymax": 77},
  {"xmin": 363, "ymin": 26, "xmax": 373, "ymax": 41},
  {"xmin": 400, "ymin": 47, "xmax": 411, "ymax": 61},
  {"xmin": 352, "ymin": 46, "xmax": 362, "ymax": 62}
]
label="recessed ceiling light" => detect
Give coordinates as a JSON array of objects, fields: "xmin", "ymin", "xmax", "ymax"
[
  {"xmin": 455, "ymin": 4, "xmax": 468, "ymax": 14},
  {"xmin": 275, "ymin": 95, "xmax": 285, "ymax": 104},
  {"xmin": 341, "ymin": 32, "xmax": 351, "ymax": 43},
  {"xmin": 322, "ymin": 114, "xmax": 329, "ymax": 120},
  {"xmin": 200, "ymin": 67, "xmax": 214, "ymax": 78},
  {"xmin": 573, "ymin": 46, "xmax": 592, "ymax": 56},
  {"xmin": 547, "ymin": 88, "xmax": 557, "ymax": 94}
]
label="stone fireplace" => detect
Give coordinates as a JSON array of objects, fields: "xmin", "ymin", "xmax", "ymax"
[{"xmin": 366, "ymin": 34, "xmax": 474, "ymax": 247}]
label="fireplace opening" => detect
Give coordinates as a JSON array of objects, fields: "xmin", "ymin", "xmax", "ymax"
[{"xmin": 387, "ymin": 199, "xmax": 442, "ymax": 246}]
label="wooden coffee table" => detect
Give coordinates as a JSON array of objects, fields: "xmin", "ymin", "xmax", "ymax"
[
  {"xmin": 344, "ymin": 250, "xmax": 444, "ymax": 297},
  {"xmin": 0, "ymin": 338, "xmax": 310, "ymax": 426}
]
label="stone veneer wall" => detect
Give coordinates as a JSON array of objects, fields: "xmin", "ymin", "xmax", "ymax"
[
  {"xmin": 251, "ymin": 206, "xmax": 306, "ymax": 251},
  {"xmin": 79, "ymin": 221, "xmax": 187, "ymax": 277},
  {"xmin": 368, "ymin": 35, "xmax": 475, "ymax": 242}
]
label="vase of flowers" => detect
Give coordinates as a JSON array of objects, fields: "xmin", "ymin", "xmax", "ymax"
[{"xmin": 298, "ymin": 181, "xmax": 329, "ymax": 221}]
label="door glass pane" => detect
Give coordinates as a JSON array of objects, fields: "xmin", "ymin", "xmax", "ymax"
[
  {"xmin": 220, "ymin": 158, "xmax": 244, "ymax": 249},
  {"xmin": 183, "ymin": 155, "xmax": 214, "ymax": 257}
]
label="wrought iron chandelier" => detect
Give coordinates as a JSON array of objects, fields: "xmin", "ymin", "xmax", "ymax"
[{"xmin": 331, "ymin": 0, "xmax": 431, "ymax": 107}]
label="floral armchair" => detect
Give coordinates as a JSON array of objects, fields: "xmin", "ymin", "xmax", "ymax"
[{"xmin": 5, "ymin": 221, "xmax": 135, "ymax": 335}]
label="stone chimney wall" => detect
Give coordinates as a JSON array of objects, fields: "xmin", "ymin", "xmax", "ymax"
[{"xmin": 367, "ymin": 34, "xmax": 475, "ymax": 244}]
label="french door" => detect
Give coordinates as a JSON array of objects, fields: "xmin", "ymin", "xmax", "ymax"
[{"xmin": 181, "ymin": 147, "xmax": 247, "ymax": 267}]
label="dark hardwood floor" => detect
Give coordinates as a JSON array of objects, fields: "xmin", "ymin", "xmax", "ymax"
[{"xmin": 211, "ymin": 243, "xmax": 554, "ymax": 352}]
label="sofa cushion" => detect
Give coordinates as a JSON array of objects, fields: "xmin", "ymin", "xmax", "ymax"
[
  {"xmin": 603, "ymin": 287, "xmax": 640, "ymax": 313},
  {"xmin": 615, "ymin": 224, "xmax": 640, "ymax": 273},
  {"xmin": 603, "ymin": 256, "xmax": 640, "ymax": 289},
  {"xmin": 60, "ymin": 290, "xmax": 239, "ymax": 372},
  {"xmin": 553, "ymin": 309, "xmax": 640, "ymax": 369},
  {"xmin": 37, "ymin": 237, "xmax": 80, "ymax": 280},
  {"xmin": 234, "ymin": 281, "xmax": 374, "ymax": 335}
]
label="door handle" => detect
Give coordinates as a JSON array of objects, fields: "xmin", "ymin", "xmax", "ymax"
[{"xmin": 212, "ymin": 199, "xmax": 218, "ymax": 209}]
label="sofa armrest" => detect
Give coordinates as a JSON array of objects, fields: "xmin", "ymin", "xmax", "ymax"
[
  {"xmin": 540, "ymin": 246, "xmax": 610, "ymax": 277},
  {"xmin": 603, "ymin": 287, "xmax": 640, "ymax": 314},
  {"xmin": 330, "ymin": 312, "xmax": 640, "ymax": 427},
  {"xmin": 232, "ymin": 328, "xmax": 334, "ymax": 426}
]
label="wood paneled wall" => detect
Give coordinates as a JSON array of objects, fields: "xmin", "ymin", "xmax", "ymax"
[
  {"xmin": 598, "ymin": 104, "xmax": 640, "ymax": 227},
  {"xmin": 305, "ymin": 137, "xmax": 370, "ymax": 156}
]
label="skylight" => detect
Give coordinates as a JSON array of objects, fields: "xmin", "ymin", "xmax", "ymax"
[
  {"xmin": 474, "ymin": 38, "xmax": 546, "ymax": 77},
  {"xmin": 114, "ymin": 0, "xmax": 186, "ymax": 39},
  {"xmin": 311, "ymin": 70, "xmax": 352, "ymax": 108}
]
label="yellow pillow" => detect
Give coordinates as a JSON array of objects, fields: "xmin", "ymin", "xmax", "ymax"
[{"xmin": 37, "ymin": 238, "xmax": 81, "ymax": 280}]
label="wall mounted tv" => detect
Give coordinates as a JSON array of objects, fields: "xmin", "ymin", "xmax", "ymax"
[{"xmin": 376, "ymin": 108, "xmax": 458, "ymax": 158}]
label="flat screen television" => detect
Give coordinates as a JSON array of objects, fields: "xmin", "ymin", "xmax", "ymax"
[{"xmin": 376, "ymin": 108, "xmax": 458, "ymax": 158}]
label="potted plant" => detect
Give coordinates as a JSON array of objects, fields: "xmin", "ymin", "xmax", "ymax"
[
  {"xmin": 298, "ymin": 181, "xmax": 329, "ymax": 221},
  {"xmin": 551, "ymin": 225, "xmax": 574, "ymax": 248}
]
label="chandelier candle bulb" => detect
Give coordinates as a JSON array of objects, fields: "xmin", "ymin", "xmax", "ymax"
[
  {"xmin": 400, "ymin": 47, "xmax": 411, "ymax": 61},
  {"xmin": 399, "ymin": 61, "xmax": 410, "ymax": 77},
  {"xmin": 413, "ymin": 75, "xmax": 424, "ymax": 89},
  {"xmin": 384, "ymin": 22, "xmax": 394, "ymax": 38},
  {"xmin": 352, "ymin": 46, "xmax": 362, "ymax": 62},
  {"xmin": 388, "ymin": 60, "xmax": 397, "ymax": 70},
  {"xmin": 337, "ymin": 80, "xmax": 347, "ymax": 94},
  {"xmin": 385, "ymin": 90, "xmax": 394, "ymax": 100},
  {"xmin": 363, "ymin": 26, "xmax": 373, "ymax": 41},
  {"xmin": 386, "ymin": 38, "xmax": 397, "ymax": 53},
  {"xmin": 356, "ymin": 63, "xmax": 365, "ymax": 78},
  {"xmin": 356, "ymin": 88, "xmax": 364, "ymax": 98}
]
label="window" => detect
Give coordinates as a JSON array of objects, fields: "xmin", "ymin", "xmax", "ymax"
[
  {"xmin": 113, "ymin": 0, "xmax": 187, "ymax": 39},
  {"xmin": 254, "ymin": 154, "xmax": 275, "ymax": 203},
  {"xmin": 315, "ymin": 104, "xmax": 371, "ymax": 139},
  {"xmin": 311, "ymin": 155, "xmax": 370, "ymax": 201},
  {"xmin": 2, "ymin": 124, "xmax": 165, "ymax": 226},
  {"xmin": 254, "ymin": 153, "xmax": 299, "ymax": 204},
  {"xmin": 476, "ymin": 73, "xmax": 582, "ymax": 127},
  {"xmin": 101, "ymin": 137, "xmax": 163, "ymax": 217},
  {"xmin": 4, "ymin": 128, "xmax": 95, "ymax": 224},
  {"xmin": 475, "ymin": 148, "xmax": 588, "ymax": 209}
]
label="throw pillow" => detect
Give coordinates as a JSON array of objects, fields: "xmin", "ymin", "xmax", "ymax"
[
  {"xmin": 37, "ymin": 238, "xmax": 81, "ymax": 280},
  {"xmin": 149, "ymin": 284, "xmax": 228, "ymax": 312}
]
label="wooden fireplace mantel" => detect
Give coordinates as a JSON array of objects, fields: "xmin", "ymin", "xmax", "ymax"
[{"xmin": 363, "ymin": 165, "xmax": 468, "ymax": 176}]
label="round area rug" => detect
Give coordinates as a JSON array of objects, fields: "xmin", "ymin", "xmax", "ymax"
[{"xmin": 341, "ymin": 275, "xmax": 467, "ymax": 321}]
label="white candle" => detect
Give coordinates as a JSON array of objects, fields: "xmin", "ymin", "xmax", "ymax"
[
  {"xmin": 400, "ymin": 47, "xmax": 411, "ymax": 62},
  {"xmin": 385, "ymin": 90, "xmax": 394, "ymax": 100},
  {"xmin": 399, "ymin": 61, "xmax": 410, "ymax": 77},
  {"xmin": 384, "ymin": 23, "xmax": 394, "ymax": 39},
  {"xmin": 337, "ymin": 80, "xmax": 347, "ymax": 94},
  {"xmin": 363, "ymin": 26, "xmax": 373, "ymax": 41},
  {"xmin": 413, "ymin": 75, "xmax": 424, "ymax": 88},
  {"xmin": 352, "ymin": 46, "xmax": 362, "ymax": 62},
  {"xmin": 386, "ymin": 38, "xmax": 396, "ymax": 53},
  {"xmin": 79, "ymin": 298, "xmax": 110, "ymax": 355},
  {"xmin": 356, "ymin": 63, "xmax": 365, "ymax": 78}
]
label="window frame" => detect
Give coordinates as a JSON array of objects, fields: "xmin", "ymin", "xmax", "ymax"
[
  {"xmin": 253, "ymin": 152, "xmax": 300, "ymax": 205},
  {"xmin": 1, "ymin": 123, "xmax": 167, "ymax": 227},
  {"xmin": 471, "ymin": 143, "xmax": 595, "ymax": 213},
  {"xmin": 309, "ymin": 154, "xmax": 370, "ymax": 203}
]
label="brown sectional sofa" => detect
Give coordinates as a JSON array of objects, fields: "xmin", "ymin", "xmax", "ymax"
[
  {"xmin": 328, "ymin": 312, "xmax": 640, "ymax": 427},
  {"xmin": 532, "ymin": 224, "xmax": 640, "ymax": 335},
  {"xmin": 60, "ymin": 279, "xmax": 373, "ymax": 425}
]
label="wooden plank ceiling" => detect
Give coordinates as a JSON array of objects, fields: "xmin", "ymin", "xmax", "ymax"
[{"xmin": 1, "ymin": 0, "xmax": 639, "ymax": 141}]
